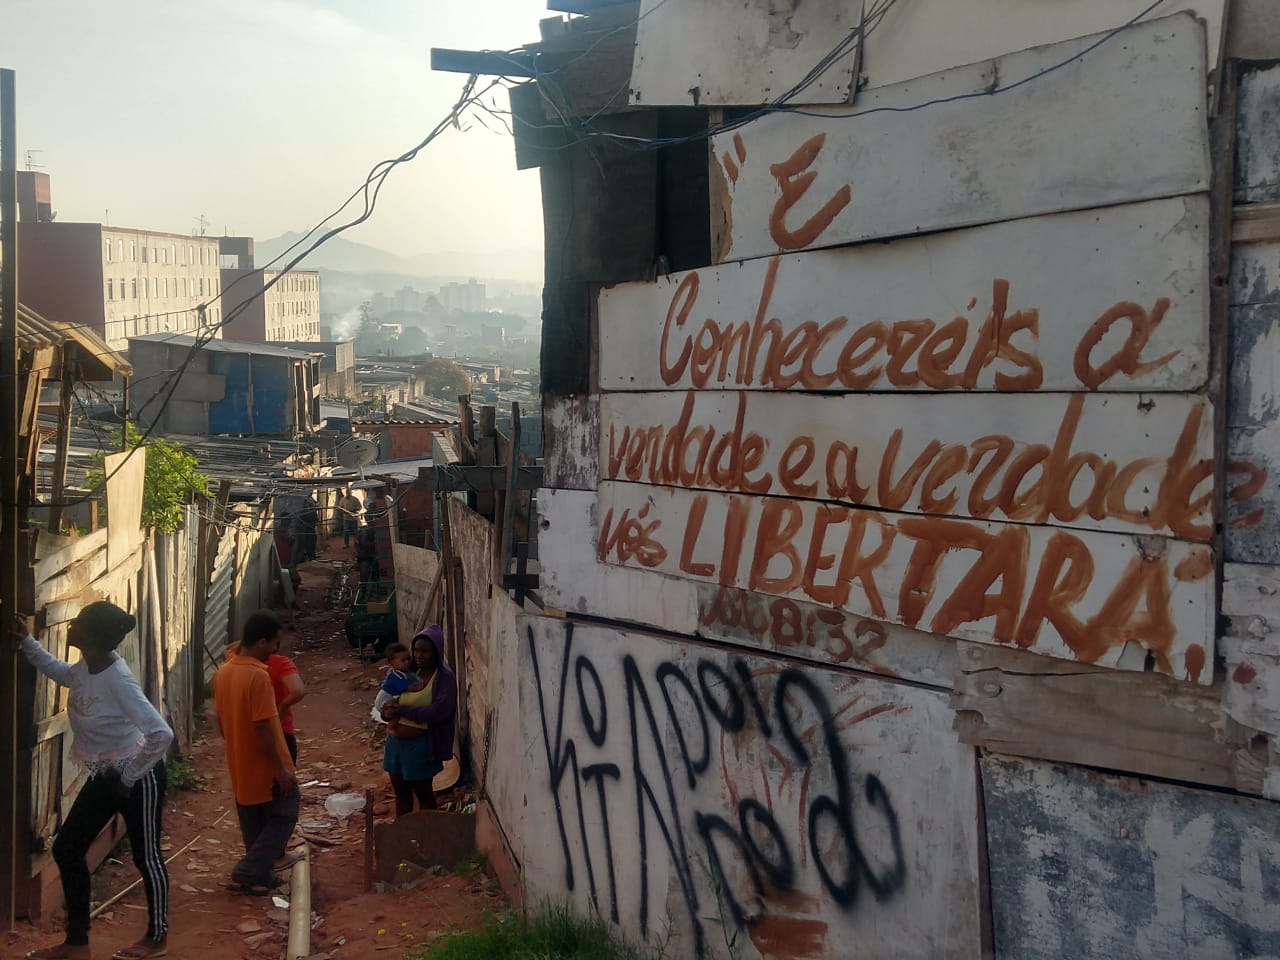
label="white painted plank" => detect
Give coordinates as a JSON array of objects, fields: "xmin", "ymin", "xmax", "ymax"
[
  {"xmin": 600, "ymin": 391, "xmax": 1215, "ymax": 540},
  {"xmin": 859, "ymin": 0, "xmax": 1224, "ymax": 93},
  {"xmin": 595, "ymin": 480, "xmax": 1216, "ymax": 682},
  {"xmin": 712, "ymin": 15, "xmax": 1209, "ymax": 263},
  {"xmin": 1222, "ymin": 562, "xmax": 1280, "ymax": 619},
  {"xmin": 604, "ymin": 196, "xmax": 1211, "ymax": 392},
  {"xmin": 104, "ymin": 448, "xmax": 145, "ymax": 569},
  {"xmin": 538, "ymin": 488, "xmax": 958, "ymax": 687},
  {"xmin": 628, "ymin": 0, "xmax": 863, "ymax": 107},
  {"xmin": 516, "ymin": 615, "xmax": 981, "ymax": 957}
]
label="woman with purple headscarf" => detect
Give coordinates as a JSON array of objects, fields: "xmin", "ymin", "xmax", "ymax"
[{"xmin": 379, "ymin": 624, "xmax": 456, "ymax": 816}]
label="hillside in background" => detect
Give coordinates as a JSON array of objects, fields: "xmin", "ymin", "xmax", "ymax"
[{"xmin": 255, "ymin": 231, "xmax": 543, "ymax": 285}]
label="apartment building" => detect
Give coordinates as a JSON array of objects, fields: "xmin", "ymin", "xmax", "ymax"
[
  {"xmin": 219, "ymin": 236, "xmax": 321, "ymax": 342},
  {"xmin": 16, "ymin": 172, "xmax": 223, "ymax": 351}
]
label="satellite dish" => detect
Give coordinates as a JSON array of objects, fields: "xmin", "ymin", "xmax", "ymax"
[{"xmin": 336, "ymin": 438, "xmax": 378, "ymax": 469}]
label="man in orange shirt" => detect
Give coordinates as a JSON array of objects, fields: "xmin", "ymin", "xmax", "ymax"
[{"xmin": 213, "ymin": 611, "xmax": 299, "ymax": 893}]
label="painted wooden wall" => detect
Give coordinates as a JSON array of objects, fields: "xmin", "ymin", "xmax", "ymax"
[{"xmin": 477, "ymin": 2, "xmax": 1280, "ymax": 957}]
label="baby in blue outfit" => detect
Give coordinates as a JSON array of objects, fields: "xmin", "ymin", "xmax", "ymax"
[{"xmin": 372, "ymin": 642, "xmax": 424, "ymax": 721}]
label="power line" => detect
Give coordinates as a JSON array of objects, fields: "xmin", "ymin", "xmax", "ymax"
[{"xmin": 18, "ymin": 74, "xmax": 498, "ymax": 512}]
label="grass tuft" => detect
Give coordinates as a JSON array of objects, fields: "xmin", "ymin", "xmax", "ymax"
[
  {"xmin": 166, "ymin": 754, "xmax": 201, "ymax": 792},
  {"xmin": 409, "ymin": 903, "xmax": 656, "ymax": 960}
]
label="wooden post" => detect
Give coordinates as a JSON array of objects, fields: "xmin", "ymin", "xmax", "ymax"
[
  {"xmin": 190, "ymin": 481, "xmax": 232, "ymax": 708},
  {"xmin": 438, "ymin": 498, "xmax": 467, "ymax": 763},
  {"xmin": 1208, "ymin": 59, "xmax": 1238, "ymax": 615},
  {"xmin": 47, "ymin": 354, "xmax": 77, "ymax": 536},
  {"xmin": 1, "ymin": 65, "xmax": 23, "ymax": 929},
  {"xmin": 363, "ymin": 788, "xmax": 375, "ymax": 893},
  {"xmin": 497, "ymin": 403, "xmax": 521, "ymax": 593}
]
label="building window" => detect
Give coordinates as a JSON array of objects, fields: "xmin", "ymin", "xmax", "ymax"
[
  {"xmin": 182, "ymin": 277, "xmax": 187, "ymax": 296},
  {"xmin": 152, "ymin": 278, "xmax": 157, "ymax": 297},
  {"xmin": 141, "ymin": 245, "xmax": 147, "ymax": 261},
  {"xmin": 105, "ymin": 240, "xmax": 112, "ymax": 262},
  {"xmin": 131, "ymin": 278, "xmax": 137, "ymax": 299},
  {"xmin": 107, "ymin": 279, "xmax": 114, "ymax": 299},
  {"xmin": 130, "ymin": 240, "xmax": 136, "ymax": 261},
  {"xmin": 170, "ymin": 244, "xmax": 176, "ymax": 263},
  {"xmin": 160, "ymin": 247, "xmax": 167, "ymax": 265},
  {"xmin": 118, "ymin": 239, "xmax": 124, "ymax": 261},
  {"xmin": 163, "ymin": 278, "xmax": 169, "ymax": 297},
  {"xmin": 199, "ymin": 277, "xmax": 205, "ymax": 296},
  {"xmin": 188, "ymin": 246, "xmax": 194, "ymax": 264}
]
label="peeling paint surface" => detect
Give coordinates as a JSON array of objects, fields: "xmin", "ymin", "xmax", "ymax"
[
  {"xmin": 983, "ymin": 756, "xmax": 1280, "ymax": 959},
  {"xmin": 1235, "ymin": 64, "xmax": 1280, "ymax": 204}
]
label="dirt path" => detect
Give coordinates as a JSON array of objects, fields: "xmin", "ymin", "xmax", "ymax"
[{"xmin": 5, "ymin": 534, "xmax": 504, "ymax": 960}]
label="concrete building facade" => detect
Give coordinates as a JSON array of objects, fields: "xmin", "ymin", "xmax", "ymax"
[
  {"xmin": 17, "ymin": 173, "xmax": 222, "ymax": 350},
  {"xmin": 438, "ymin": 279, "xmax": 485, "ymax": 313},
  {"xmin": 219, "ymin": 236, "xmax": 321, "ymax": 342}
]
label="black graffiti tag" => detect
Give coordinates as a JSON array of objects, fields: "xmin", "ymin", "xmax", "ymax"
[{"xmin": 526, "ymin": 625, "xmax": 907, "ymax": 955}]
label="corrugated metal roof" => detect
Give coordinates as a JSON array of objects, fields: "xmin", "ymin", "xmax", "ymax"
[
  {"xmin": 129, "ymin": 333, "xmax": 320, "ymax": 360},
  {"xmin": 352, "ymin": 417, "xmax": 453, "ymax": 426},
  {"xmin": 19, "ymin": 303, "xmax": 133, "ymax": 379}
]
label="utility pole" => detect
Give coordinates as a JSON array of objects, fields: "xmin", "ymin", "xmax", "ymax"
[{"xmin": 1, "ymin": 66, "xmax": 21, "ymax": 929}]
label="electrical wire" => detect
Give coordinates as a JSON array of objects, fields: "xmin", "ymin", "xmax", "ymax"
[
  {"xmin": 20, "ymin": 74, "xmax": 498, "ymax": 512},
  {"xmin": 510, "ymin": 0, "xmax": 1170, "ymax": 154}
]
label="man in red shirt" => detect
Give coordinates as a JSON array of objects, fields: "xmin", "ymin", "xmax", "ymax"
[
  {"xmin": 213, "ymin": 612, "xmax": 299, "ymax": 893},
  {"xmin": 266, "ymin": 651, "xmax": 305, "ymax": 764}
]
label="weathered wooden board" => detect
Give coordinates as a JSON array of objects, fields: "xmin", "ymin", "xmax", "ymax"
[
  {"xmin": 604, "ymin": 195, "xmax": 1210, "ymax": 392},
  {"xmin": 858, "ymin": 0, "xmax": 1224, "ymax": 93},
  {"xmin": 103, "ymin": 448, "xmax": 145, "ymax": 569},
  {"xmin": 515, "ymin": 615, "xmax": 981, "ymax": 958},
  {"xmin": 543, "ymin": 394, "xmax": 600, "ymax": 491},
  {"xmin": 953, "ymin": 642, "xmax": 1260, "ymax": 793},
  {"xmin": 711, "ymin": 16, "xmax": 1208, "ymax": 263},
  {"xmin": 538, "ymin": 487, "xmax": 958, "ymax": 688},
  {"xmin": 450, "ymin": 501, "xmax": 495, "ymax": 773},
  {"xmin": 1228, "ymin": 0, "xmax": 1280, "ymax": 60},
  {"xmin": 392, "ymin": 542, "xmax": 441, "ymax": 643},
  {"xmin": 1236, "ymin": 64, "xmax": 1280, "ymax": 205},
  {"xmin": 596, "ymin": 480, "xmax": 1216, "ymax": 681},
  {"xmin": 628, "ymin": 0, "xmax": 863, "ymax": 107},
  {"xmin": 599, "ymin": 390, "xmax": 1215, "ymax": 539},
  {"xmin": 982, "ymin": 755, "xmax": 1280, "ymax": 958}
]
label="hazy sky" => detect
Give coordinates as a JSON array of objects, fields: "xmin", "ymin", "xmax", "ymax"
[{"xmin": 5, "ymin": 0, "xmax": 549, "ymax": 256}]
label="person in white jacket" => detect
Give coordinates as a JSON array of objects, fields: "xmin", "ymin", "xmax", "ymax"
[{"xmin": 9, "ymin": 601, "xmax": 173, "ymax": 960}]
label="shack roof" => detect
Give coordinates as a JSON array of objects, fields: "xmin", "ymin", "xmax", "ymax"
[
  {"xmin": 128, "ymin": 333, "xmax": 320, "ymax": 360},
  {"xmin": 19, "ymin": 303, "xmax": 132, "ymax": 380}
]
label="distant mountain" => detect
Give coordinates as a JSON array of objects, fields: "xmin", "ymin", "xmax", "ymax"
[{"xmin": 254, "ymin": 232, "xmax": 543, "ymax": 284}]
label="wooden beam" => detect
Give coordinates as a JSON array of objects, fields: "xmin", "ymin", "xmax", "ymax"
[
  {"xmin": 46, "ymin": 356, "xmax": 77, "ymax": 536},
  {"xmin": 953, "ymin": 642, "xmax": 1263, "ymax": 793},
  {"xmin": 422, "ymin": 465, "xmax": 544, "ymax": 494},
  {"xmin": 1232, "ymin": 200, "xmax": 1280, "ymax": 243},
  {"xmin": 497, "ymin": 403, "xmax": 521, "ymax": 590},
  {"xmin": 430, "ymin": 48, "xmax": 534, "ymax": 77}
]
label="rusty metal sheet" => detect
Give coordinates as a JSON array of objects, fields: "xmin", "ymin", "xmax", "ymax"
[
  {"xmin": 599, "ymin": 391, "xmax": 1216, "ymax": 540},
  {"xmin": 982, "ymin": 754, "xmax": 1280, "ymax": 958},
  {"xmin": 628, "ymin": 0, "xmax": 863, "ymax": 107},
  {"xmin": 594, "ymin": 480, "xmax": 1216, "ymax": 682},
  {"xmin": 603, "ymin": 196, "xmax": 1210, "ymax": 392},
  {"xmin": 711, "ymin": 16, "xmax": 1208, "ymax": 263}
]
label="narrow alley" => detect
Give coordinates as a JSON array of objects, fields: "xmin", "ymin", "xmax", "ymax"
[{"xmin": 4, "ymin": 535, "xmax": 504, "ymax": 960}]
